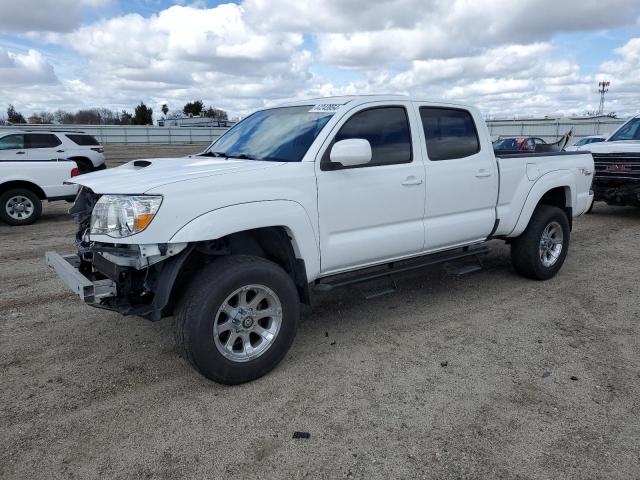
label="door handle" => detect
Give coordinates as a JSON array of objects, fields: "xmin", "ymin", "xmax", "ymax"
[
  {"xmin": 475, "ymin": 169, "xmax": 492, "ymax": 178},
  {"xmin": 56, "ymin": 150, "xmax": 65, "ymax": 153},
  {"xmin": 16, "ymin": 151, "xmax": 26, "ymax": 155},
  {"xmin": 401, "ymin": 176, "xmax": 423, "ymax": 186}
]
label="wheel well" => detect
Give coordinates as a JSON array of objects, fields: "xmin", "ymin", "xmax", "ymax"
[
  {"xmin": 68, "ymin": 156, "xmax": 93, "ymax": 168},
  {"xmin": 171, "ymin": 227, "xmax": 309, "ymax": 311},
  {"xmin": 539, "ymin": 186, "xmax": 572, "ymax": 229},
  {"xmin": 0, "ymin": 181, "xmax": 46, "ymax": 199}
]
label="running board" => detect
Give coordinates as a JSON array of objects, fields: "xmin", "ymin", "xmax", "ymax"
[{"xmin": 313, "ymin": 245, "xmax": 490, "ymax": 292}]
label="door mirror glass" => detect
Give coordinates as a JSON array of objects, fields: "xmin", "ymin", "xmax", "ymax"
[{"xmin": 329, "ymin": 138, "xmax": 372, "ymax": 167}]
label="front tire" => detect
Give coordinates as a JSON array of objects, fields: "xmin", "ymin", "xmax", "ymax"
[
  {"xmin": 175, "ymin": 255, "xmax": 299, "ymax": 385},
  {"xmin": 511, "ymin": 205, "xmax": 570, "ymax": 280},
  {"xmin": 0, "ymin": 188, "xmax": 42, "ymax": 226}
]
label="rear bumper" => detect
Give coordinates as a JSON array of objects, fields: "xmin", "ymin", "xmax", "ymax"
[{"xmin": 45, "ymin": 251, "xmax": 117, "ymax": 303}]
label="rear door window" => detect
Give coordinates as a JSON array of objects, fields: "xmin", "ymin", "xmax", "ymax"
[
  {"xmin": 65, "ymin": 134, "xmax": 100, "ymax": 146},
  {"xmin": 25, "ymin": 133, "xmax": 61, "ymax": 149},
  {"xmin": 0, "ymin": 134, "xmax": 24, "ymax": 150},
  {"xmin": 419, "ymin": 107, "xmax": 480, "ymax": 161}
]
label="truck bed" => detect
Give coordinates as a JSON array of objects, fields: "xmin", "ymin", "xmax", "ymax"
[{"xmin": 492, "ymin": 151, "xmax": 594, "ymax": 237}]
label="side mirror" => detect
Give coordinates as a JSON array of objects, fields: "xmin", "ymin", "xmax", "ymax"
[{"xmin": 329, "ymin": 139, "xmax": 372, "ymax": 167}]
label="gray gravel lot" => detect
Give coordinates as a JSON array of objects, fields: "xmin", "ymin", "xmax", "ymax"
[{"xmin": 1, "ymin": 148, "xmax": 639, "ymax": 479}]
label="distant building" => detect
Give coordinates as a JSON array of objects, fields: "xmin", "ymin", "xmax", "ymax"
[{"xmin": 157, "ymin": 115, "xmax": 232, "ymax": 127}]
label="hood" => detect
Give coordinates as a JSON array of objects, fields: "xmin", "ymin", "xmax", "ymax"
[
  {"xmin": 68, "ymin": 156, "xmax": 285, "ymax": 194},
  {"xmin": 585, "ymin": 140, "xmax": 640, "ymax": 154}
]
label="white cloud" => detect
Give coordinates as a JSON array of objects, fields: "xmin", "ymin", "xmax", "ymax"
[
  {"xmin": 246, "ymin": 0, "xmax": 640, "ymax": 67},
  {"xmin": 1, "ymin": 0, "xmax": 639, "ymax": 119},
  {"xmin": 0, "ymin": 0, "xmax": 111, "ymax": 33},
  {"xmin": 0, "ymin": 48, "xmax": 58, "ymax": 85},
  {"xmin": 597, "ymin": 37, "xmax": 640, "ymax": 115}
]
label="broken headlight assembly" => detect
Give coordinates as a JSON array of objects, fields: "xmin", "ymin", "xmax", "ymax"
[{"xmin": 90, "ymin": 195, "xmax": 162, "ymax": 238}]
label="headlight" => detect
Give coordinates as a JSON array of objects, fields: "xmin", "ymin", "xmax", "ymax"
[{"xmin": 90, "ymin": 195, "xmax": 162, "ymax": 238}]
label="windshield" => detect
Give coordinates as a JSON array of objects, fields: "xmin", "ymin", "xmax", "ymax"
[
  {"xmin": 575, "ymin": 137, "xmax": 604, "ymax": 146},
  {"xmin": 609, "ymin": 118, "xmax": 640, "ymax": 141},
  {"xmin": 204, "ymin": 106, "xmax": 335, "ymax": 162}
]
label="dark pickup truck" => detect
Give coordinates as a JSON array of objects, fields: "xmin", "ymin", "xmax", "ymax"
[{"xmin": 582, "ymin": 116, "xmax": 640, "ymax": 208}]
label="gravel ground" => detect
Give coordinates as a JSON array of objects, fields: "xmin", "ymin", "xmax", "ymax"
[{"xmin": 1, "ymin": 151, "xmax": 639, "ymax": 479}]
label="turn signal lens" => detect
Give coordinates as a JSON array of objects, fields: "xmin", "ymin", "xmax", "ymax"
[{"xmin": 134, "ymin": 213, "xmax": 155, "ymax": 232}]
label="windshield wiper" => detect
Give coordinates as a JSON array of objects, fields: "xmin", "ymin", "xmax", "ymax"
[
  {"xmin": 200, "ymin": 151, "xmax": 261, "ymax": 160},
  {"xmin": 223, "ymin": 153, "xmax": 260, "ymax": 160},
  {"xmin": 200, "ymin": 151, "xmax": 226, "ymax": 157}
]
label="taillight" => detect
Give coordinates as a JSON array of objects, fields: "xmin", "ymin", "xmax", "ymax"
[
  {"xmin": 91, "ymin": 147, "xmax": 104, "ymax": 153},
  {"xmin": 71, "ymin": 167, "xmax": 80, "ymax": 177}
]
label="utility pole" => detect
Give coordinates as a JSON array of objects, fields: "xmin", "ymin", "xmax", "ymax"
[{"xmin": 598, "ymin": 81, "xmax": 610, "ymax": 115}]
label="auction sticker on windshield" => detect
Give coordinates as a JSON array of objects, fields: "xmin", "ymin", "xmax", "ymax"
[{"xmin": 309, "ymin": 104, "xmax": 343, "ymax": 113}]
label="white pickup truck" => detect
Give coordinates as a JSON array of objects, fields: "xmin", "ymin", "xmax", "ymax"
[
  {"xmin": 0, "ymin": 157, "xmax": 79, "ymax": 225},
  {"xmin": 46, "ymin": 95, "xmax": 594, "ymax": 384}
]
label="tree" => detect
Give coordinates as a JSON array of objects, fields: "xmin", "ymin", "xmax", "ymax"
[
  {"xmin": 38, "ymin": 111, "xmax": 55, "ymax": 124},
  {"xmin": 203, "ymin": 106, "xmax": 228, "ymax": 120},
  {"xmin": 161, "ymin": 103, "xmax": 169, "ymax": 117},
  {"xmin": 183, "ymin": 100, "xmax": 203, "ymax": 116},
  {"xmin": 74, "ymin": 109, "xmax": 102, "ymax": 124},
  {"xmin": 119, "ymin": 110, "xmax": 132, "ymax": 125},
  {"xmin": 131, "ymin": 102, "xmax": 153, "ymax": 125},
  {"xmin": 54, "ymin": 109, "xmax": 75, "ymax": 124},
  {"xmin": 7, "ymin": 104, "xmax": 26, "ymax": 124}
]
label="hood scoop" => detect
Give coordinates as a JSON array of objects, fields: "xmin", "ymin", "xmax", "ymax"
[{"xmin": 133, "ymin": 160, "xmax": 152, "ymax": 168}]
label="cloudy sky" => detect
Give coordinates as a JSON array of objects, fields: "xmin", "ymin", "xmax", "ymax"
[{"xmin": 1, "ymin": 0, "xmax": 639, "ymax": 119}]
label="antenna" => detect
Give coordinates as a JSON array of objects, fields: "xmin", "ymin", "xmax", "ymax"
[{"xmin": 598, "ymin": 81, "xmax": 610, "ymax": 115}]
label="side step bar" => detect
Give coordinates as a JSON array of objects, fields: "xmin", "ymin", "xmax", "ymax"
[{"xmin": 313, "ymin": 245, "xmax": 490, "ymax": 292}]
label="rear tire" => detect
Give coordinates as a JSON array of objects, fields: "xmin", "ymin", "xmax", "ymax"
[
  {"xmin": 175, "ymin": 255, "xmax": 299, "ymax": 385},
  {"xmin": 511, "ymin": 205, "xmax": 570, "ymax": 280},
  {"xmin": 0, "ymin": 188, "xmax": 42, "ymax": 226}
]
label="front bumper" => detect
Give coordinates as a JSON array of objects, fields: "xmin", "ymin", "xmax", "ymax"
[
  {"xmin": 45, "ymin": 245, "xmax": 193, "ymax": 321},
  {"xmin": 45, "ymin": 251, "xmax": 117, "ymax": 303}
]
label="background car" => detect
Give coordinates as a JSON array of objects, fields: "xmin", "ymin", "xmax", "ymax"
[
  {"xmin": 0, "ymin": 130, "xmax": 106, "ymax": 173},
  {"xmin": 565, "ymin": 135, "xmax": 606, "ymax": 151},
  {"xmin": 493, "ymin": 136, "xmax": 545, "ymax": 153}
]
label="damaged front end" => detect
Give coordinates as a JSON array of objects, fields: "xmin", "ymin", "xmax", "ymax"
[
  {"xmin": 46, "ymin": 188, "xmax": 192, "ymax": 321},
  {"xmin": 592, "ymin": 152, "xmax": 640, "ymax": 207}
]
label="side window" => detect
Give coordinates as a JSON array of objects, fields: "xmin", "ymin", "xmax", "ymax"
[
  {"xmin": 419, "ymin": 107, "xmax": 480, "ymax": 161},
  {"xmin": 25, "ymin": 133, "xmax": 61, "ymax": 149},
  {"xmin": 0, "ymin": 134, "xmax": 24, "ymax": 150},
  {"xmin": 328, "ymin": 106, "xmax": 412, "ymax": 167},
  {"xmin": 65, "ymin": 134, "xmax": 100, "ymax": 146}
]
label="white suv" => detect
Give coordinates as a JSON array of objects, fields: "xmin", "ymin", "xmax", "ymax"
[{"xmin": 0, "ymin": 130, "xmax": 106, "ymax": 173}]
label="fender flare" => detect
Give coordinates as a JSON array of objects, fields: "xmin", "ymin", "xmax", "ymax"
[
  {"xmin": 169, "ymin": 200, "xmax": 320, "ymax": 281},
  {"xmin": 509, "ymin": 170, "xmax": 574, "ymax": 237}
]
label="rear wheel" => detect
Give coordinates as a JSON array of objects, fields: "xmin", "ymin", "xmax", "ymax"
[
  {"xmin": 511, "ymin": 205, "xmax": 570, "ymax": 280},
  {"xmin": 0, "ymin": 188, "xmax": 42, "ymax": 226},
  {"xmin": 175, "ymin": 255, "xmax": 299, "ymax": 385}
]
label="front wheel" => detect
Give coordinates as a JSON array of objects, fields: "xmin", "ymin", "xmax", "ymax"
[
  {"xmin": 175, "ymin": 255, "xmax": 299, "ymax": 385},
  {"xmin": 0, "ymin": 188, "xmax": 43, "ymax": 226},
  {"xmin": 511, "ymin": 205, "xmax": 570, "ymax": 280}
]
